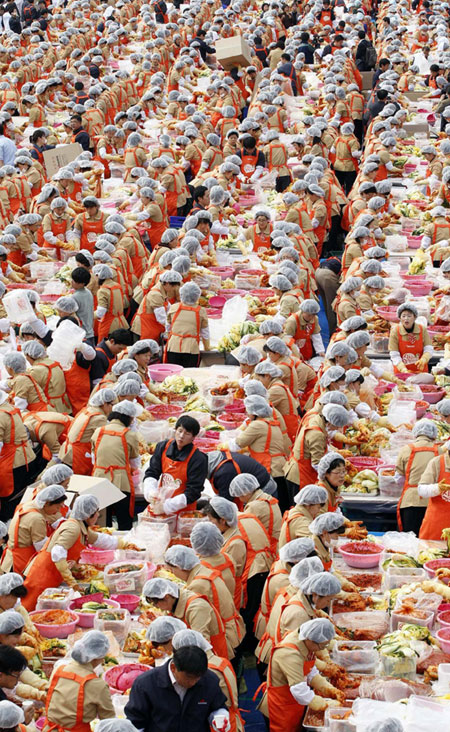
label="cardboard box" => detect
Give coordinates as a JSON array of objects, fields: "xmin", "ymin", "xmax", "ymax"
[
  {"xmin": 404, "ymin": 91, "xmax": 427, "ymax": 102},
  {"xmin": 43, "ymin": 143, "xmax": 82, "ymax": 178},
  {"xmin": 215, "ymin": 35, "xmax": 252, "ymax": 71},
  {"xmin": 66, "ymin": 475, "xmax": 125, "ymax": 511},
  {"xmin": 404, "ymin": 121, "xmax": 429, "ymax": 135}
]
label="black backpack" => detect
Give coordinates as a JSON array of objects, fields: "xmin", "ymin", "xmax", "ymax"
[{"xmin": 365, "ymin": 42, "xmax": 377, "ymax": 70}]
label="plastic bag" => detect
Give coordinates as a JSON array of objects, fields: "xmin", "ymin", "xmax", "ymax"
[
  {"xmin": 405, "ymin": 695, "xmax": 450, "ymax": 732},
  {"xmin": 333, "ymin": 611, "xmax": 389, "ymax": 640},
  {"xmin": 380, "ymin": 531, "xmax": 419, "ymax": 558},
  {"xmin": 352, "ymin": 698, "xmax": 407, "ymax": 730},
  {"xmin": 222, "ymin": 295, "xmax": 248, "ymax": 326},
  {"xmin": 146, "ymin": 474, "xmax": 179, "ymax": 515},
  {"xmin": 357, "ymin": 677, "xmax": 430, "ymax": 702},
  {"xmin": 434, "ymin": 296, "xmax": 450, "ymax": 323}
]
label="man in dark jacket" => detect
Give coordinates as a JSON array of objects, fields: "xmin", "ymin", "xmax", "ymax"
[
  {"xmin": 70, "ymin": 114, "xmax": 90, "ymax": 151},
  {"xmin": 296, "ymin": 31, "xmax": 315, "ymax": 64},
  {"xmin": 190, "ymin": 30, "xmax": 215, "ymax": 61},
  {"xmin": 355, "ymin": 30, "xmax": 372, "ymax": 71},
  {"xmin": 125, "ymin": 647, "xmax": 228, "ymax": 732},
  {"xmin": 207, "ymin": 450, "xmax": 275, "ymax": 500}
]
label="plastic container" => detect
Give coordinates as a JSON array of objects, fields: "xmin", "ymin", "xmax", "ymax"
[
  {"xmin": 217, "ymin": 412, "xmax": 245, "ymax": 430},
  {"xmin": 325, "ymin": 708, "xmax": 356, "ymax": 732},
  {"xmin": 36, "ymin": 588, "xmax": 74, "ymax": 611},
  {"xmin": 138, "ymin": 511, "xmax": 177, "ymax": 537},
  {"xmin": 370, "ymin": 333, "xmax": 389, "ymax": 353},
  {"xmin": 391, "ymin": 607, "xmax": 434, "ymax": 631},
  {"xmin": 380, "ymin": 652, "xmax": 417, "ymax": 679},
  {"xmin": 29, "ymin": 610, "xmax": 79, "ymax": 639},
  {"xmin": 332, "ymin": 640, "xmax": 378, "ymax": 673},
  {"xmin": 79, "ymin": 547, "xmax": 115, "ymax": 567},
  {"xmin": 176, "ymin": 510, "xmax": 207, "ymax": 537},
  {"xmin": 235, "ymin": 274, "xmax": 260, "ymax": 290},
  {"xmin": 207, "ymin": 389, "xmax": 234, "ymax": 411},
  {"xmin": 209, "ymin": 266, "xmax": 234, "ymax": 280},
  {"xmin": 416, "ymin": 400, "xmax": 429, "ymax": 418},
  {"xmin": 419, "ymin": 385, "xmax": 446, "ymax": 404},
  {"xmin": 424, "ymin": 558, "xmax": 450, "ymax": 584},
  {"xmin": 384, "ymin": 566, "xmax": 427, "ymax": 590},
  {"xmin": 148, "ymin": 364, "xmax": 183, "ymax": 382},
  {"xmin": 436, "ymin": 627, "xmax": 450, "ymax": 654},
  {"xmin": 110, "ymin": 594, "xmax": 140, "ymax": 613},
  {"xmin": 338, "ymin": 541, "xmax": 384, "ymax": 568},
  {"xmin": 47, "ymin": 320, "xmax": 86, "ymax": 368},
  {"xmin": 104, "ymin": 562, "xmax": 148, "ymax": 594},
  {"xmin": 68, "ymin": 598, "xmax": 120, "ymax": 628},
  {"xmin": 408, "ymin": 282, "xmax": 433, "ymax": 296},
  {"xmin": 224, "ymin": 399, "xmax": 245, "ymax": 413},
  {"xmin": 138, "ymin": 420, "xmax": 171, "ymax": 444},
  {"xmin": 378, "ymin": 467, "xmax": 402, "ymax": 498},
  {"xmin": 437, "ymin": 611, "xmax": 450, "ymax": 629},
  {"xmin": 250, "ymin": 288, "xmax": 275, "ymax": 302},
  {"xmin": 347, "ymin": 457, "xmax": 382, "ymax": 472},
  {"xmin": 3, "ymin": 289, "xmax": 35, "ymax": 324},
  {"xmin": 104, "ymin": 663, "xmax": 150, "ymax": 694},
  {"xmin": 376, "ymin": 306, "xmax": 400, "ymax": 323},
  {"xmin": 94, "ymin": 608, "xmax": 131, "ymax": 648},
  {"xmin": 438, "ymin": 663, "xmax": 450, "ymax": 685},
  {"xmin": 30, "ymin": 261, "xmax": 61, "ymax": 280}
]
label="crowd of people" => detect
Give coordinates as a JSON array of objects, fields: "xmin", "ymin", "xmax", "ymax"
[{"xmin": 0, "ymin": 0, "xmax": 447, "ymax": 728}]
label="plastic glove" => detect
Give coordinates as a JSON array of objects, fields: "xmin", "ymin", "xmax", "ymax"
[
  {"xmin": 163, "ymin": 493, "xmax": 187, "ymax": 514},
  {"xmin": 0, "ymin": 319, "xmax": 10, "ymax": 333},
  {"xmin": 396, "ymin": 362, "xmax": 408, "ymax": 373},
  {"xmin": 143, "ymin": 476, "xmax": 158, "ymax": 501},
  {"xmin": 210, "ymin": 712, "xmax": 231, "ymax": 732}
]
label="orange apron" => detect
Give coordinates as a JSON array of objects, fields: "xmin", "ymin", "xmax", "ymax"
[
  {"xmin": 164, "ymin": 304, "xmax": 201, "ymax": 362},
  {"xmin": 32, "ymin": 412, "xmax": 71, "ymax": 461},
  {"xmin": 394, "ymin": 324, "xmax": 427, "ymax": 374},
  {"xmin": 0, "ymin": 407, "xmax": 30, "ymax": 497},
  {"xmin": 274, "ymin": 597, "xmax": 305, "ymax": 645},
  {"xmin": 248, "ymin": 420, "xmax": 284, "ymax": 474},
  {"xmin": 296, "ymin": 423, "xmax": 323, "ymax": 488},
  {"xmin": 271, "ymin": 380, "xmax": 299, "ymax": 443},
  {"xmin": 11, "ymin": 505, "xmax": 41, "ymax": 574},
  {"xmin": 209, "ymin": 449, "xmax": 241, "ymax": 494},
  {"xmin": 253, "ymin": 223, "xmax": 272, "ymax": 252},
  {"xmin": 419, "ymin": 455, "xmax": 450, "ymax": 540},
  {"xmin": 80, "ymin": 213, "xmax": 105, "ymax": 254},
  {"xmin": 160, "ymin": 439, "xmax": 197, "ymax": 512},
  {"xmin": 241, "ymin": 150, "xmax": 259, "ymax": 181},
  {"xmin": 97, "ymin": 283, "xmax": 126, "ymax": 342},
  {"xmin": 45, "ymin": 665, "xmax": 97, "ymax": 732},
  {"xmin": 266, "ymin": 643, "xmax": 315, "ymax": 732},
  {"xmin": 193, "ymin": 568, "xmax": 244, "ymax": 646},
  {"xmin": 226, "ymin": 515, "xmax": 271, "ymax": 607},
  {"xmin": 40, "ymin": 361, "xmax": 70, "ymax": 412},
  {"xmin": 289, "ymin": 313, "xmax": 315, "ymax": 361},
  {"xmin": 65, "ymin": 409, "xmax": 103, "ymax": 476},
  {"xmin": 93, "ymin": 425, "xmax": 134, "ymax": 516},
  {"xmin": 202, "ymin": 553, "xmax": 237, "ymax": 608},
  {"xmin": 256, "ymin": 564, "xmax": 289, "ymax": 628},
  {"xmin": 64, "ymin": 359, "xmax": 91, "ymax": 416},
  {"xmin": 44, "ymin": 215, "xmax": 68, "ymax": 259},
  {"xmin": 397, "ymin": 445, "xmax": 439, "ymax": 531},
  {"xmin": 252, "ymin": 493, "xmax": 280, "ymax": 556},
  {"xmin": 208, "ymin": 657, "xmax": 244, "ymax": 732},
  {"xmin": 23, "ymin": 519, "xmax": 83, "ymax": 610},
  {"xmin": 183, "ymin": 593, "xmax": 228, "ymax": 659}
]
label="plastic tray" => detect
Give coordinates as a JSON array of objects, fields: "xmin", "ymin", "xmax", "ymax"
[
  {"xmin": 36, "ymin": 588, "xmax": 74, "ymax": 611},
  {"xmin": 325, "ymin": 708, "xmax": 356, "ymax": 732},
  {"xmin": 333, "ymin": 641, "xmax": 378, "ymax": 673},
  {"xmin": 391, "ymin": 608, "xmax": 434, "ymax": 631},
  {"xmin": 384, "ymin": 566, "xmax": 427, "ymax": 591},
  {"xmin": 103, "ymin": 562, "xmax": 148, "ymax": 594},
  {"xmin": 94, "ymin": 608, "xmax": 131, "ymax": 648},
  {"xmin": 380, "ymin": 652, "xmax": 417, "ymax": 679}
]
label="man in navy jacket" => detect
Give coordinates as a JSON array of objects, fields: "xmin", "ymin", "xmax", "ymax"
[{"xmin": 125, "ymin": 647, "xmax": 229, "ymax": 732}]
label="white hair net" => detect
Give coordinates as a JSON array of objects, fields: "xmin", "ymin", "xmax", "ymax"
[
  {"xmin": 190, "ymin": 522, "xmax": 224, "ymax": 555},
  {"xmin": 97, "ymin": 721, "xmax": 139, "ymax": 732},
  {"xmin": 145, "ymin": 616, "xmax": 187, "ymax": 643},
  {"xmin": 0, "ymin": 702, "xmax": 24, "ymax": 728},
  {"xmin": 113, "ymin": 400, "xmax": 138, "ymax": 417},
  {"xmin": 35, "ymin": 484, "xmax": 66, "ymax": 509},
  {"xmin": 264, "ymin": 336, "xmax": 289, "ymax": 355},
  {"xmin": 42, "ymin": 464, "xmax": 73, "ymax": 485},
  {"xmin": 209, "ymin": 496, "xmax": 238, "ymax": 528},
  {"xmin": 165, "ymin": 545, "xmax": 200, "ymax": 571},
  {"xmin": 289, "ymin": 556, "xmax": 324, "ymax": 588},
  {"xmin": 366, "ymin": 721, "xmax": 403, "ymax": 732},
  {"xmin": 172, "ymin": 628, "xmax": 212, "ymax": 652},
  {"xmin": 89, "ymin": 388, "xmax": 117, "ymax": 407},
  {"xmin": 180, "ymin": 282, "xmax": 201, "ymax": 305},
  {"xmin": 0, "ymin": 573, "xmax": 24, "ymax": 595},
  {"xmin": 229, "ymin": 473, "xmax": 260, "ymax": 497},
  {"xmin": 236, "ymin": 346, "xmax": 261, "ymax": 366},
  {"xmin": 4, "ymin": 352, "xmax": 27, "ymax": 374},
  {"xmin": 71, "ymin": 630, "xmax": 110, "ymax": 663},
  {"xmin": 55, "ymin": 296, "xmax": 79, "ymax": 314},
  {"xmin": 22, "ymin": 341, "xmax": 46, "ymax": 360},
  {"xmin": 309, "ymin": 511, "xmax": 345, "ymax": 535},
  {"xmin": 412, "ymin": 419, "xmax": 438, "ymax": 440},
  {"xmin": 346, "ymin": 331, "xmax": 370, "ymax": 349},
  {"xmin": 259, "ymin": 320, "xmax": 282, "ymax": 335},
  {"xmin": 128, "ymin": 340, "xmax": 159, "ymax": 358},
  {"xmin": 0, "ymin": 610, "xmax": 25, "ymax": 635},
  {"xmin": 244, "ymin": 395, "xmax": 272, "ymax": 418},
  {"xmin": 254, "ymin": 361, "xmax": 283, "ymax": 378},
  {"xmin": 71, "ymin": 494, "xmax": 100, "ymax": 521},
  {"xmin": 397, "ymin": 302, "xmax": 418, "ymax": 318},
  {"xmin": 294, "ymin": 484, "xmax": 328, "ymax": 506},
  {"xmin": 301, "ymin": 571, "xmax": 341, "ymax": 597},
  {"xmin": 298, "ymin": 617, "xmax": 335, "ymax": 643},
  {"xmin": 143, "ymin": 578, "xmax": 180, "ymax": 600},
  {"xmin": 320, "ymin": 366, "xmax": 345, "ymax": 388},
  {"xmin": 279, "ymin": 537, "xmax": 315, "ymax": 564},
  {"xmin": 437, "ymin": 399, "xmax": 450, "ymax": 417},
  {"xmin": 300, "ymin": 300, "xmax": 320, "ymax": 314},
  {"xmin": 317, "ymin": 452, "xmax": 345, "ymax": 480}
]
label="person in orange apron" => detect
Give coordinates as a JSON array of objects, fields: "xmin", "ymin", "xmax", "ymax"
[
  {"xmin": 418, "ymin": 443, "xmax": 450, "ymax": 540},
  {"xmin": 388, "ymin": 303, "xmax": 433, "ymax": 374},
  {"xmin": 23, "ymin": 494, "xmax": 130, "ymax": 610},
  {"xmin": 253, "ymin": 361, "xmax": 299, "ymax": 444},
  {"xmin": 41, "ymin": 197, "xmax": 71, "ymax": 259},
  {"xmin": 309, "ymin": 511, "xmax": 346, "ymax": 570},
  {"xmin": 278, "ymin": 485, "xmax": 329, "ymax": 548},
  {"xmin": 4, "ymin": 352, "xmax": 49, "ymax": 414},
  {"xmin": 92, "ymin": 264, "xmax": 128, "ymax": 342},
  {"xmin": 132, "ymin": 270, "xmax": 182, "ymax": 343},
  {"xmin": 229, "ymin": 473, "xmax": 282, "ymax": 556},
  {"xmin": 59, "ymin": 388, "xmax": 116, "ymax": 476},
  {"xmin": 44, "ymin": 629, "xmax": 115, "ymax": 732},
  {"xmin": 316, "ymin": 452, "xmax": 347, "ymax": 512},
  {"xmin": 190, "ymin": 521, "xmax": 237, "ymax": 605},
  {"xmin": 73, "ymin": 197, "xmax": 107, "ymax": 254},
  {"xmin": 395, "ymin": 420, "xmax": 442, "ymax": 536},
  {"xmin": 92, "ymin": 400, "xmax": 140, "ymax": 531},
  {"xmin": 284, "ymin": 300, "xmax": 325, "ymax": 362},
  {"xmin": 245, "ymin": 209, "xmax": 273, "ymax": 252},
  {"xmin": 258, "ymin": 619, "xmax": 340, "ymax": 732},
  {"xmin": 164, "ymin": 282, "xmax": 210, "ymax": 368},
  {"xmin": 143, "ymin": 414, "xmax": 208, "ymax": 515},
  {"xmin": 2, "ymin": 484, "xmax": 67, "ymax": 575},
  {"xmin": 143, "ymin": 578, "xmax": 228, "ymax": 660}
]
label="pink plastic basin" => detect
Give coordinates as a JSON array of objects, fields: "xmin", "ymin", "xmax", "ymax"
[
  {"xmin": 438, "ymin": 611, "xmax": 450, "ymax": 629},
  {"xmin": 407, "ymin": 282, "xmax": 432, "ymax": 296},
  {"xmin": 68, "ymin": 598, "xmax": 120, "ymax": 628},
  {"xmin": 436, "ymin": 628, "xmax": 450, "ymax": 654},
  {"xmin": 209, "ymin": 296, "xmax": 226, "ymax": 308},
  {"xmin": 416, "ymin": 400, "xmax": 429, "ymax": 418},
  {"xmin": 30, "ymin": 610, "xmax": 79, "ymax": 638},
  {"xmin": 424, "ymin": 559, "xmax": 450, "ymax": 584},
  {"xmin": 79, "ymin": 548, "xmax": 115, "ymax": 567},
  {"xmin": 104, "ymin": 663, "xmax": 150, "ymax": 694},
  {"xmin": 110, "ymin": 594, "xmax": 140, "ymax": 613},
  {"xmin": 217, "ymin": 412, "xmax": 245, "ymax": 430},
  {"xmin": 402, "ymin": 275, "xmax": 427, "ymax": 284},
  {"xmin": 376, "ymin": 306, "xmax": 399, "ymax": 322},
  {"xmin": 210, "ymin": 267, "xmax": 234, "ymax": 280},
  {"xmin": 148, "ymin": 364, "xmax": 183, "ymax": 382},
  {"xmin": 250, "ymin": 288, "xmax": 275, "ymax": 302},
  {"xmin": 419, "ymin": 385, "xmax": 446, "ymax": 404},
  {"xmin": 221, "ymin": 289, "xmax": 246, "ymax": 300},
  {"xmin": 404, "ymin": 163, "xmax": 416, "ymax": 174},
  {"xmin": 338, "ymin": 541, "xmax": 384, "ymax": 569},
  {"xmin": 406, "ymin": 235, "xmax": 422, "ymax": 249},
  {"xmin": 347, "ymin": 457, "xmax": 382, "ymax": 472},
  {"xmin": 148, "ymin": 404, "xmax": 183, "ymax": 419},
  {"xmin": 194, "ymin": 437, "xmax": 222, "ymax": 452},
  {"xmin": 224, "ymin": 399, "xmax": 245, "ymax": 413}
]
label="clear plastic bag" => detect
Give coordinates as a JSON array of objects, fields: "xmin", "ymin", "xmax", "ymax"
[
  {"xmin": 405, "ymin": 695, "xmax": 450, "ymax": 732},
  {"xmin": 357, "ymin": 677, "xmax": 430, "ymax": 702},
  {"xmin": 146, "ymin": 474, "xmax": 179, "ymax": 515},
  {"xmin": 380, "ymin": 531, "xmax": 419, "ymax": 558},
  {"xmin": 434, "ymin": 296, "xmax": 450, "ymax": 323}
]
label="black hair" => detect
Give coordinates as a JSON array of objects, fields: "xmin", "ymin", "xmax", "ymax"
[
  {"xmin": 326, "ymin": 457, "xmax": 346, "ymax": 474},
  {"xmin": 320, "ymin": 257, "xmax": 341, "ymax": 275},
  {"xmin": 333, "ymin": 34, "xmax": 344, "ymax": 42},
  {"xmin": 281, "ymin": 53, "xmax": 291, "ymax": 62},
  {"xmin": 3, "ymin": 627, "xmax": 22, "ymax": 637},
  {"xmin": 430, "ymin": 64, "xmax": 440, "ymax": 73},
  {"xmin": 362, "ymin": 185, "xmax": 377, "ymax": 194},
  {"xmin": 353, "ymin": 374, "xmax": 365, "ymax": 385},
  {"xmin": 30, "ymin": 129, "xmax": 46, "ymax": 144},
  {"xmin": 0, "ymin": 645, "xmax": 27, "ymax": 674},
  {"xmin": 202, "ymin": 503, "xmax": 222, "ymax": 522},
  {"xmin": 193, "ymin": 186, "xmax": 208, "ymax": 203},
  {"xmin": 377, "ymin": 89, "xmax": 388, "ymax": 100},
  {"xmin": 71, "ymin": 266, "xmax": 91, "ymax": 286},
  {"xmin": 358, "ymin": 30, "xmax": 366, "ymax": 39},
  {"xmin": 71, "ymin": 114, "xmax": 82, "ymax": 123},
  {"xmin": 331, "ymin": 525, "xmax": 346, "ymax": 536},
  {"xmin": 108, "ymin": 412, "xmax": 132, "ymax": 428},
  {"xmin": 197, "ymin": 29, "xmax": 206, "ymax": 37},
  {"xmin": 133, "ymin": 346, "xmax": 151, "ymax": 355},
  {"xmin": 172, "ymin": 646, "xmax": 207, "ymax": 677},
  {"xmin": 75, "ymin": 252, "xmax": 92, "ymax": 267},
  {"xmin": 48, "ymin": 494, "xmax": 67, "ymax": 506},
  {"xmin": 10, "ymin": 585, "xmax": 27, "ymax": 599},
  {"xmin": 108, "ymin": 328, "xmax": 133, "ymax": 346},
  {"xmin": 379, "ymin": 58, "xmax": 390, "ymax": 67},
  {"xmin": 300, "ymin": 32, "xmax": 309, "ymax": 42},
  {"xmin": 242, "ymin": 135, "xmax": 257, "ymax": 151},
  {"xmin": 175, "ymin": 415, "xmax": 201, "ymax": 437},
  {"xmin": 74, "ymin": 81, "xmax": 84, "ymax": 91}
]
